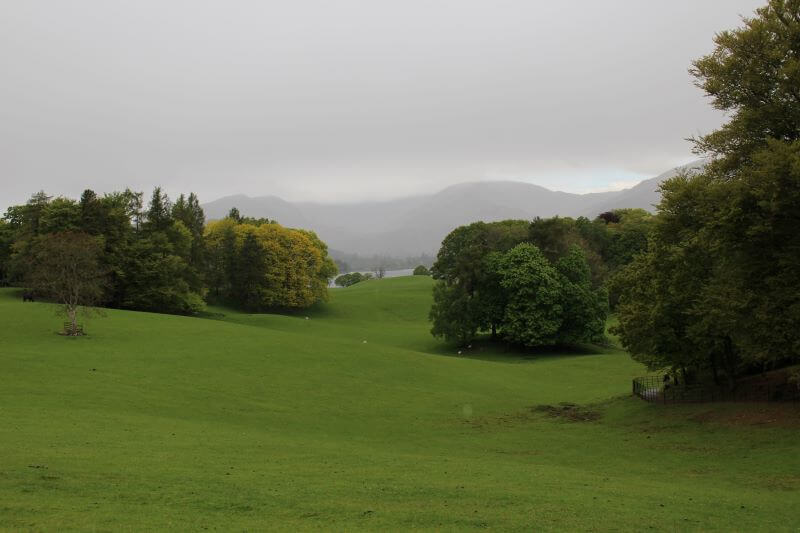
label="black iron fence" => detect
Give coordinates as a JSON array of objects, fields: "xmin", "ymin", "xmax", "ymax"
[{"xmin": 632, "ymin": 375, "xmax": 800, "ymax": 404}]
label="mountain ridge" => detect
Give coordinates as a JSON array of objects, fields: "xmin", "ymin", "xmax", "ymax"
[{"xmin": 202, "ymin": 160, "xmax": 705, "ymax": 256}]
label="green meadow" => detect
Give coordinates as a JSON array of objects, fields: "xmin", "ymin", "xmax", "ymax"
[{"xmin": 1, "ymin": 277, "xmax": 798, "ymax": 531}]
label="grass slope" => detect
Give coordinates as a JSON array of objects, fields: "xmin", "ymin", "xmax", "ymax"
[{"xmin": 1, "ymin": 277, "xmax": 798, "ymax": 531}]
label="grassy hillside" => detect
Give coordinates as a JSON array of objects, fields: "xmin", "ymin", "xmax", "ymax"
[{"xmin": 1, "ymin": 277, "xmax": 798, "ymax": 531}]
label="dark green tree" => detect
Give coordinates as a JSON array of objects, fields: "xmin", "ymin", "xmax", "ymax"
[
  {"xmin": 120, "ymin": 232, "xmax": 205, "ymax": 315},
  {"xmin": 690, "ymin": 0, "xmax": 800, "ymax": 174},
  {"xmin": 335, "ymin": 272, "xmax": 367, "ymax": 287},
  {"xmin": 145, "ymin": 187, "xmax": 172, "ymax": 232},
  {"xmin": 555, "ymin": 246, "xmax": 608, "ymax": 345},
  {"xmin": 496, "ymin": 243, "xmax": 563, "ymax": 347},
  {"xmin": 231, "ymin": 232, "xmax": 269, "ymax": 310},
  {"xmin": 614, "ymin": 0, "xmax": 800, "ymax": 382}
]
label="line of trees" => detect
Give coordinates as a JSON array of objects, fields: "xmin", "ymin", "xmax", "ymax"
[
  {"xmin": 612, "ymin": 0, "xmax": 800, "ymax": 387},
  {"xmin": 0, "ymin": 188, "xmax": 337, "ymax": 316}
]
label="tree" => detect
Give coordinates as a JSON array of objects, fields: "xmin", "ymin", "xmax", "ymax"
[
  {"xmin": 529, "ymin": 216, "xmax": 607, "ymax": 283},
  {"xmin": 204, "ymin": 220, "xmax": 336, "ymax": 310},
  {"xmin": 429, "ymin": 222, "xmax": 504, "ymax": 344},
  {"xmin": 555, "ymin": 246, "xmax": 608, "ymax": 345},
  {"xmin": 0, "ymin": 220, "xmax": 16, "ymax": 284},
  {"xmin": 614, "ymin": 1, "xmax": 800, "ymax": 382},
  {"xmin": 120, "ymin": 232, "xmax": 206, "ymax": 315},
  {"xmin": 597, "ymin": 211, "xmax": 620, "ymax": 224},
  {"xmin": 231, "ymin": 231, "xmax": 268, "ymax": 310},
  {"xmin": 496, "ymin": 243, "xmax": 563, "ymax": 347},
  {"xmin": 25, "ymin": 232, "xmax": 106, "ymax": 335},
  {"xmin": 612, "ymin": 176, "xmax": 730, "ymax": 384},
  {"xmin": 429, "ymin": 221, "xmax": 606, "ymax": 348},
  {"xmin": 144, "ymin": 187, "xmax": 172, "ymax": 232},
  {"xmin": 690, "ymin": 0, "xmax": 800, "ymax": 174},
  {"xmin": 39, "ymin": 197, "xmax": 80, "ymax": 233},
  {"xmin": 335, "ymin": 272, "xmax": 367, "ymax": 287},
  {"xmin": 79, "ymin": 189, "xmax": 103, "ymax": 234},
  {"xmin": 429, "ymin": 281, "xmax": 483, "ymax": 345},
  {"xmin": 413, "ymin": 265, "xmax": 430, "ymax": 276}
]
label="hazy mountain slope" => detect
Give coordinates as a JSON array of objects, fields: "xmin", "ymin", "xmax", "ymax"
[
  {"xmin": 578, "ymin": 159, "xmax": 707, "ymax": 216},
  {"xmin": 203, "ymin": 194, "xmax": 311, "ymax": 228},
  {"xmin": 203, "ymin": 160, "xmax": 705, "ymax": 256}
]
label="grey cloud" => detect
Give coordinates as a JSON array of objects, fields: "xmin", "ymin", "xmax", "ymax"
[{"xmin": 1, "ymin": 0, "xmax": 763, "ymax": 209}]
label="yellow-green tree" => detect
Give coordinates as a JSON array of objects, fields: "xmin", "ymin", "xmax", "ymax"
[{"xmin": 205, "ymin": 219, "xmax": 336, "ymax": 309}]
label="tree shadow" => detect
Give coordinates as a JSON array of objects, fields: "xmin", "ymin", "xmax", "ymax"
[{"xmin": 428, "ymin": 336, "xmax": 618, "ymax": 363}]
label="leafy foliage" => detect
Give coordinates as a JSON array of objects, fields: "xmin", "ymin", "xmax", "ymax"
[
  {"xmin": 614, "ymin": 1, "xmax": 800, "ymax": 385},
  {"xmin": 429, "ymin": 221, "xmax": 608, "ymax": 347},
  {"xmin": 204, "ymin": 218, "xmax": 336, "ymax": 309},
  {"xmin": 1, "ymin": 190, "xmax": 336, "ymax": 316},
  {"xmin": 335, "ymin": 272, "xmax": 372, "ymax": 287},
  {"xmin": 412, "ymin": 265, "xmax": 430, "ymax": 276},
  {"xmin": 25, "ymin": 231, "xmax": 107, "ymax": 335}
]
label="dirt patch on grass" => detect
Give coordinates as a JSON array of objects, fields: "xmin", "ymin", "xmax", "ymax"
[
  {"xmin": 690, "ymin": 404, "xmax": 800, "ymax": 428},
  {"xmin": 466, "ymin": 402, "xmax": 602, "ymax": 430},
  {"xmin": 533, "ymin": 403, "xmax": 602, "ymax": 422},
  {"xmin": 763, "ymin": 475, "xmax": 800, "ymax": 491}
]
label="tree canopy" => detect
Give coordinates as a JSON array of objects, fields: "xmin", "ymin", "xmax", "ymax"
[
  {"xmin": 613, "ymin": 0, "xmax": 800, "ymax": 386},
  {"xmin": 205, "ymin": 218, "xmax": 336, "ymax": 310},
  {"xmin": 1, "ymin": 189, "xmax": 337, "ymax": 319},
  {"xmin": 429, "ymin": 220, "xmax": 609, "ymax": 347},
  {"xmin": 25, "ymin": 231, "xmax": 107, "ymax": 335}
]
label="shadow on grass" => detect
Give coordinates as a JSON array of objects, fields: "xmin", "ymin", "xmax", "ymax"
[
  {"xmin": 200, "ymin": 300, "xmax": 337, "ymax": 321},
  {"xmin": 429, "ymin": 336, "xmax": 620, "ymax": 363}
]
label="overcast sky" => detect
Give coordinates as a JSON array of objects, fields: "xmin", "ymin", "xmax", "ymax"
[{"xmin": 1, "ymin": 0, "xmax": 764, "ymax": 209}]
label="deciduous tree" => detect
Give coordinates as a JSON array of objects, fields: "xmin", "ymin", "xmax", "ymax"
[{"xmin": 26, "ymin": 232, "xmax": 106, "ymax": 335}]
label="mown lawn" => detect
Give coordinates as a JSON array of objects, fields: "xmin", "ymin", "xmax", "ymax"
[{"xmin": 1, "ymin": 277, "xmax": 798, "ymax": 531}]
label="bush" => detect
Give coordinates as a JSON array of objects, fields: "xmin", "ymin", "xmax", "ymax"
[
  {"xmin": 413, "ymin": 265, "xmax": 430, "ymax": 276},
  {"xmin": 335, "ymin": 272, "xmax": 369, "ymax": 287}
]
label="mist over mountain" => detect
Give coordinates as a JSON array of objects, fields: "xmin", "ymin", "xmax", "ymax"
[{"xmin": 203, "ymin": 160, "xmax": 705, "ymax": 257}]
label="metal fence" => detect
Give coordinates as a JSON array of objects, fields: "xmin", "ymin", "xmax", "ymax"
[{"xmin": 632, "ymin": 375, "xmax": 800, "ymax": 404}]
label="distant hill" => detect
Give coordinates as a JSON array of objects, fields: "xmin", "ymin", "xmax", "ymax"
[{"xmin": 203, "ymin": 160, "xmax": 705, "ymax": 256}]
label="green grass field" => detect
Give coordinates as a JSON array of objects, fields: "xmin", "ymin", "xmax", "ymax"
[{"xmin": 2, "ymin": 277, "xmax": 799, "ymax": 531}]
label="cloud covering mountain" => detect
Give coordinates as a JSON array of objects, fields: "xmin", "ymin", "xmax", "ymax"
[{"xmin": 203, "ymin": 160, "xmax": 705, "ymax": 256}]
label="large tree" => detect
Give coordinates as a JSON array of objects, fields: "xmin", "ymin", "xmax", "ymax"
[
  {"xmin": 430, "ymin": 222, "xmax": 607, "ymax": 348},
  {"xmin": 204, "ymin": 218, "xmax": 336, "ymax": 310},
  {"xmin": 26, "ymin": 232, "xmax": 107, "ymax": 335},
  {"xmin": 690, "ymin": 0, "xmax": 800, "ymax": 173},
  {"xmin": 496, "ymin": 243, "xmax": 563, "ymax": 347},
  {"xmin": 429, "ymin": 220, "xmax": 529, "ymax": 344},
  {"xmin": 614, "ymin": 0, "xmax": 800, "ymax": 383}
]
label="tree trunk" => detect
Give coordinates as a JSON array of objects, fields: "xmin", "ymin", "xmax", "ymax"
[
  {"xmin": 491, "ymin": 324, "xmax": 497, "ymax": 340},
  {"xmin": 710, "ymin": 354, "xmax": 720, "ymax": 386},
  {"xmin": 723, "ymin": 337, "xmax": 736, "ymax": 391},
  {"xmin": 67, "ymin": 306, "xmax": 78, "ymax": 336}
]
